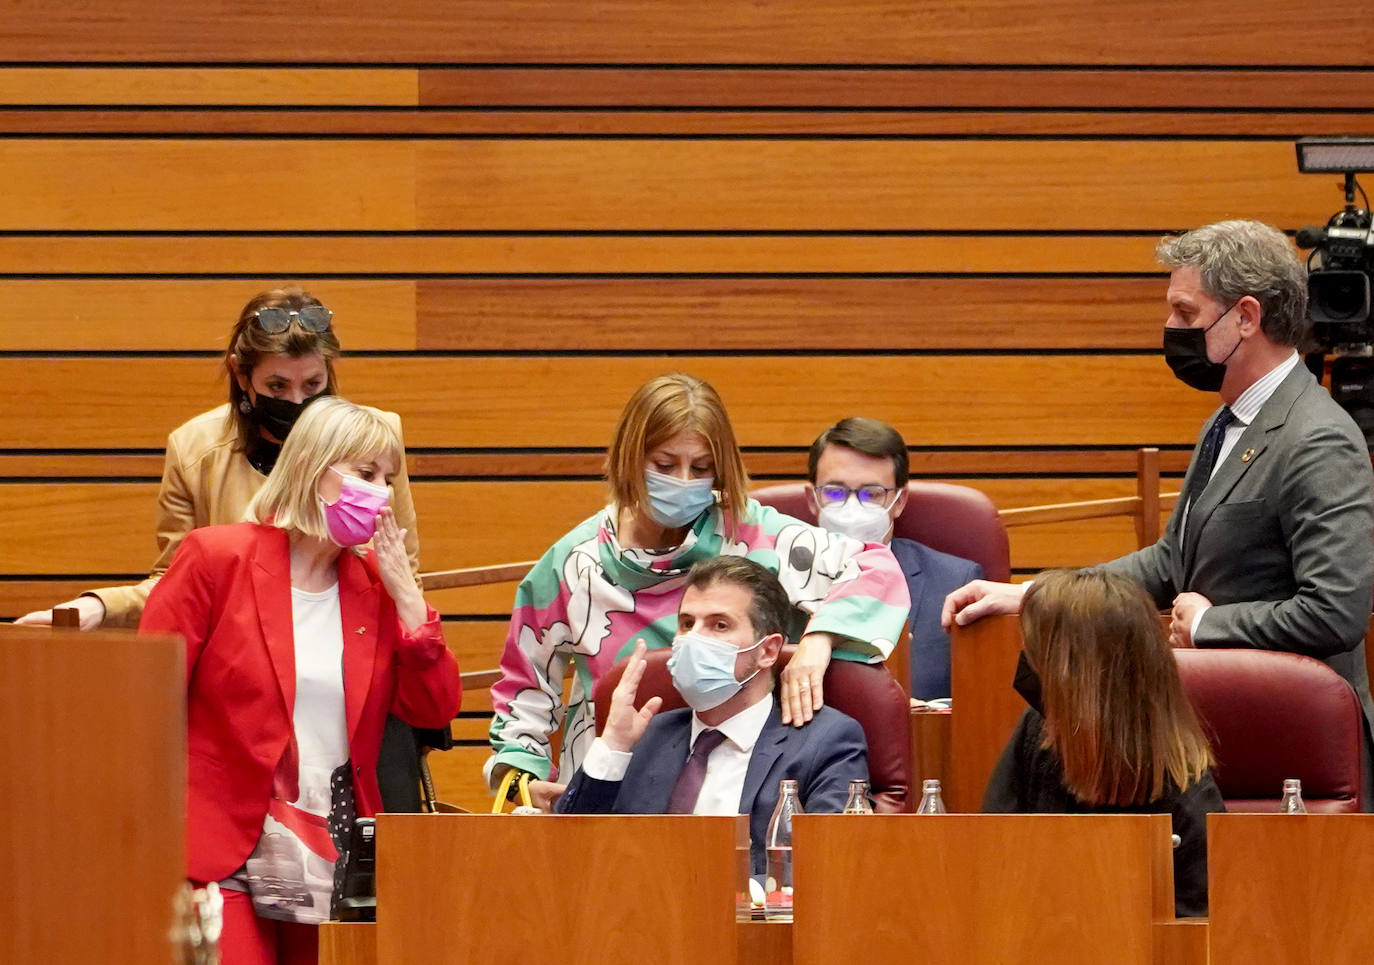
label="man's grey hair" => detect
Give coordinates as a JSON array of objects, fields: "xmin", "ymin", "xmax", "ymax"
[{"xmin": 1156, "ymin": 220, "xmax": 1309, "ymax": 348}]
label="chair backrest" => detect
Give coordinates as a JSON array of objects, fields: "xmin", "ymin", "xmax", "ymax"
[
  {"xmin": 1174, "ymin": 649, "xmax": 1365, "ymax": 813},
  {"xmin": 750, "ymin": 481, "xmax": 1010, "ymax": 583},
  {"xmin": 592, "ymin": 645, "xmax": 912, "ymax": 812}
]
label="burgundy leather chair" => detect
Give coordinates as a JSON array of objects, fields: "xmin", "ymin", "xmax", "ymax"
[
  {"xmin": 593, "ymin": 645, "xmax": 912, "ymax": 812},
  {"xmin": 1174, "ymin": 649, "xmax": 1365, "ymax": 813},
  {"xmin": 750, "ymin": 481, "xmax": 1011, "ymax": 583}
]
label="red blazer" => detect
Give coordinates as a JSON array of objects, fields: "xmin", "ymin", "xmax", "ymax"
[{"xmin": 140, "ymin": 522, "xmax": 462, "ymax": 884}]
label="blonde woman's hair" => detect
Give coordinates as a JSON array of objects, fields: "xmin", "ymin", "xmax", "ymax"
[
  {"xmin": 224, "ymin": 285, "xmax": 341, "ymax": 449},
  {"xmin": 248, "ymin": 396, "xmax": 401, "ymax": 541},
  {"xmin": 604, "ymin": 373, "xmax": 750, "ymax": 535},
  {"xmin": 1020, "ymin": 568, "xmax": 1214, "ymax": 806}
]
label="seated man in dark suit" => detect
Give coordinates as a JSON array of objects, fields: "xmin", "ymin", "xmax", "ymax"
[
  {"xmin": 807, "ymin": 417, "xmax": 983, "ymax": 700},
  {"xmin": 556, "ymin": 555, "xmax": 868, "ymax": 872}
]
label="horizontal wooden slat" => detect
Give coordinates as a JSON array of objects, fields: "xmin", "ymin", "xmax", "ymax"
[
  {"xmin": 3, "ymin": 109, "xmax": 1373, "ymax": 137},
  {"xmin": 0, "ymin": 139, "xmax": 1335, "ymax": 231},
  {"xmin": 0, "ymin": 476, "xmax": 1175, "ymax": 578},
  {"xmin": 417, "ymin": 277, "xmax": 1167, "ymax": 350},
  {"xmin": 0, "ymin": 277, "xmax": 1170, "ymax": 352},
  {"xmin": 440, "ymin": 618, "xmax": 507, "ymax": 682},
  {"xmin": 418, "ymin": 68, "xmax": 1374, "ymax": 109},
  {"xmin": 7, "ymin": 67, "xmax": 1367, "ymax": 111},
  {"xmin": 0, "ymin": 1, "xmax": 1368, "ymax": 65},
  {"xmin": 0, "ymin": 447, "xmax": 1194, "ymax": 480},
  {"xmin": 0, "ymin": 280, "xmax": 417, "ymax": 351},
  {"xmin": 0, "ymin": 233, "xmax": 1166, "ymax": 274},
  {"xmin": 0, "ymin": 140, "xmax": 415, "ymax": 231},
  {"xmin": 0, "ymin": 356, "xmax": 1219, "ymax": 449},
  {"xmin": 414, "ymin": 139, "xmax": 1331, "ymax": 231},
  {"xmin": 0, "ymin": 68, "xmax": 418, "ymax": 106}
]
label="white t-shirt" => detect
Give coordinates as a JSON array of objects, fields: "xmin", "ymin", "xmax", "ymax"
[{"xmin": 229, "ymin": 582, "xmax": 350, "ymax": 924}]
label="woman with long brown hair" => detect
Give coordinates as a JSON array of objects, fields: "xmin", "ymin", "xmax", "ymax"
[{"xmin": 983, "ymin": 568, "xmax": 1224, "ymax": 917}]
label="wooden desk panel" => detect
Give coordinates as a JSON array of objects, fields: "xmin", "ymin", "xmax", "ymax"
[
  {"xmin": 1209, "ymin": 814, "xmax": 1374, "ymax": 965},
  {"xmin": 793, "ymin": 813, "xmax": 1177, "ymax": 965},
  {"xmin": 0, "ymin": 628, "xmax": 185, "ymax": 965},
  {"xmin": 375, "ymin": 814, "xmax": 739, "ymax": 965},
  {"xmin": 948, "ymin": 614, "xmax": 1026, "ymax": 812}
]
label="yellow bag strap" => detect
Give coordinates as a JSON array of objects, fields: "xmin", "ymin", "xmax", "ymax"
[{"xmin": 490, "ymin": 770, "xmax": 534, "ymax": 814}]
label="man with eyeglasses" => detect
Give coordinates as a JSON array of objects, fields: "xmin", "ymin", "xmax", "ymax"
[{"xmin": 807, "ymin": 418, "xmax": 982, "ymax": 701}]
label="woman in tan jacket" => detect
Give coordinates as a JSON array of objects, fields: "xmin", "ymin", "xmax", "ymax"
[{"xmin": 17, "ymin": 285, "xmax": 421, "ymax": 629}]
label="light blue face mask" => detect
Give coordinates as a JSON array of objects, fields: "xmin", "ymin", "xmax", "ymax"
[
  {"xmin": 667, "ymin": 631, "xmax": 764, "ymax": 712},
  {"xmin": 644, "ymin": 469, "xmax": 715, "ymax": 528}
]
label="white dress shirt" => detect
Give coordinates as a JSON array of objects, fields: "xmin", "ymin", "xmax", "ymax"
[{"xmin": 581, "ymin": 692, "xmax": 774, "ymax": 814}]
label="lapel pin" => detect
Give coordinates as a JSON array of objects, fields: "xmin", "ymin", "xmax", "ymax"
[
  {"xmin": 355, "ymin": 626, "xmax": 367, "ymax": 635},
  {"xmin": 1240, "ymin": 448, "xmax": 1255, "ymax": 463}
]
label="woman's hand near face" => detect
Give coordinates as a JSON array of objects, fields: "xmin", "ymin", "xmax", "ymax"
[{"xmin": 375, "ymin": 507, "xmax": 427, "ymax": 631}]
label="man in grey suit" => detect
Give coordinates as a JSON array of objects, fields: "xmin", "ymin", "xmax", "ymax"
[
  {"xmin": 556, "ymin": 555, "xmax": 868, "ymax": 872},
  {"xmin": 943, "ymin": 220, "xmax": 1374, "ymax": 753}
]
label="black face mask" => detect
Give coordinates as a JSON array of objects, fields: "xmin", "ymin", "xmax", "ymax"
[
  {"xmin": 1012, "ymin": 650, "xmax": 1044, "ymax": 715},
  {"xmin": 247, "ymin": 391, "xmax": 326, "ymax": 441},
  {"xmin": 1162, "ymin": 301, "xmax": 1242, "ymax": 393}
]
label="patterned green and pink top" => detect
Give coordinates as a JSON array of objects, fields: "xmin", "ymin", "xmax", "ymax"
[{"xmin": 486, "ymin": 498, "xmax": 910, "ymax": 784}]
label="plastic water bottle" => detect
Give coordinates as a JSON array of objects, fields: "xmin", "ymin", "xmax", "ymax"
[
  {"xmin": 1280, "ymin": 778, "xmax": 1307, "ymax": 813},
  {"xmin": 764, "ymin": 779, "xmax": 803, "ymax": 921},
  {"xmin": 916, "ymin": 778, "xmax": 947, "ymax": 814},
  {"xmin": 842, "ymin": 779, "xmax": 873, "ymax": 814}
]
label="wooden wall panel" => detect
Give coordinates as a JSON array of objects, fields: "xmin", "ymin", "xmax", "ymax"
[
  {"xmin": 418, "ymin": 67, "xmax": 1374, "ymax": 109},
  {"xmin": 0, "ymin": 0, "xmax": 1366, "ymax": 65},
  {"xmin": 0, "ymin": 280, "xmax": 417, "ymax": 351},
  {"xmin": 0, "ymin": 141, "xmax": 416, "ymax": 231},
  {"xmin": 0, "ymin": 139, "xmax": 1334, "ymax": 232},
  {"xmin": 0, "ymin": 68, "xmax": 418, "ymax": 105},
  {"xmin": 7, "ymin": 108, "xmax": 1374, "ymax": 138},
  {"xmin": 11, "ymin": 66, "xmax": 1370, "ymax": 111},
  {"xmin": 0, "ymin": 356, "xmax": 1218, "ymax": 449},
  {"xmin": 0, "ymin": 277, "xmax": 1162, "ymax": 352},
  {"xmin": 0, "ymin": 233, "xmax": 1165, "ymax": 275},
  {"xmin": 416, "ymin": 277, "xmax": 1166, "ymax": 351},
  {"xmin": 416, "ymin": 140, "xmax": 1332, "ymax": 232}
]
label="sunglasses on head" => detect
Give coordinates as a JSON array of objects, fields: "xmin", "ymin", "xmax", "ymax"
[{"xmin": 253, "ymin": 304, "xmax": 333, "ymax": 334}]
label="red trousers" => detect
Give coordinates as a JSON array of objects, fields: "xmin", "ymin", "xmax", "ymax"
[{"xmin": 217, "ymin": 888, "xmax": 319, "ymax": 965}]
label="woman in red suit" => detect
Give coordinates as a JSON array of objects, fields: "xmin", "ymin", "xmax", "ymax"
[{"xmin": 142, "ymin": 396, "xmax": 462, "ymax": 965}]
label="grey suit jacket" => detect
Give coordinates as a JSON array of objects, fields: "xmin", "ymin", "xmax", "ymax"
[{"xmin": 1105, "ymin": 363, "xmax": 1374, "ymax": 731}]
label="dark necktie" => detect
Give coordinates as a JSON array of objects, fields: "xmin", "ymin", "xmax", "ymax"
[
  {"xmin": 1185, "ymin": 407, "xmax": 1237, "ymax": 510},
  {"xmin": 666, "ymin": 729, "xmax": 727, "ymax": 814}
]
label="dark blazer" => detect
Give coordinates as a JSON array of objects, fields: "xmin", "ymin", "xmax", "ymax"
[
  {"xmin": 1104, "ymin": 363, "xmax": 1374, "ymax": 734},
  {"xmin": 984, "ymin": 709, "xmax": 1225, "ymax": 918},
  {"xmin": 556, "ymin": 701, "xmax": 868, "ymax": 873},
  {"xmin": 892, "ymin": 537, "xmax": 984, "ymax": 700},
  {"xmin": 140, "ymin": 522, "xmax": 462, "ymax": 884}
]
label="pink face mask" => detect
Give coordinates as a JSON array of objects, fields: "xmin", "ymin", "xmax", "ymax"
[{"xmin": 319, "ymin": 467, "xmax": 390, "ymax": 546}]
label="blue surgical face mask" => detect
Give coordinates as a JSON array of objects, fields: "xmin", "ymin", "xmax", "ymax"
[
  {"xmin": 644, "ymin": 469, "xmax": 715, "ymax": 528},
  {"xmin": 667, "ymin": 631, "xmax": 764, "ymax": 712}
]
